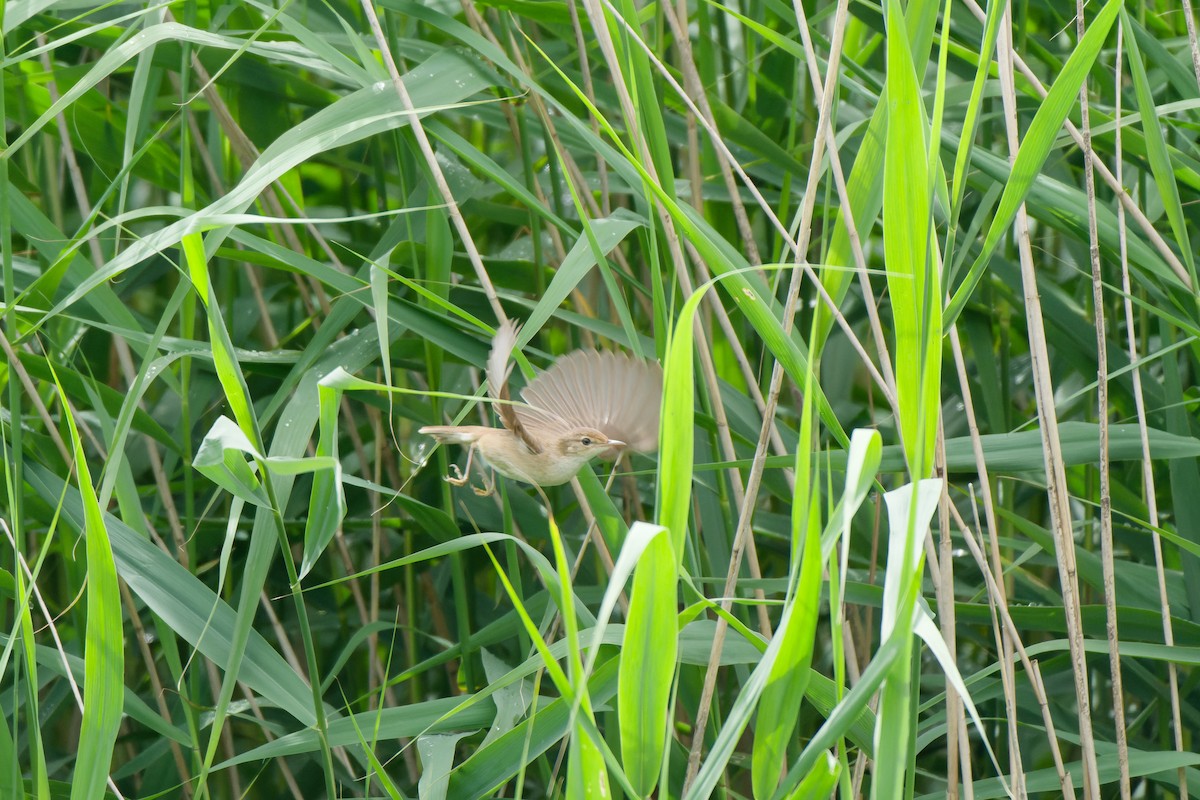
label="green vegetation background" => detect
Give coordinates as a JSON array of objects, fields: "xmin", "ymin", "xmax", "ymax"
[{"xmin": 2, "ymin": 0, "xmax": 1198, "ymax": 798}]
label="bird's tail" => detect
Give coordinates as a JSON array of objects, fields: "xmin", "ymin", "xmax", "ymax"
[{"xmin": 418, "ymin": 426, "xmax": 482, "ymax": 445}]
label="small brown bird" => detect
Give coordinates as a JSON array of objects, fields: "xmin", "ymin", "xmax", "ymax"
[{"xmin": 420, "ymin": 321, "xmax": 662, "ymax": 493}]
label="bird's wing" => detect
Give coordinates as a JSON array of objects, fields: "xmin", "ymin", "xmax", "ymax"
[
  {"xmin": 487, "ymin": 320, "xmax": 544, "ymax": 453},
  {"xmin": 516, "ymin": 349, "xmax": 663, "ymax": 451},
  {"xmin": 487, "ymin": 319, "xmax": 519, "ymax": 402}
]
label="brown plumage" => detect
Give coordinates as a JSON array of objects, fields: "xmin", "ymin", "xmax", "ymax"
[{"xmin": 420, "ymin": 320, "xmax": 662, "ymax": 492}]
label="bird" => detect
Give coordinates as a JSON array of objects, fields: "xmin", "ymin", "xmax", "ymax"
[{"xmin": 419, "ymin": 320, "xmax": 662, "ymax": 494}]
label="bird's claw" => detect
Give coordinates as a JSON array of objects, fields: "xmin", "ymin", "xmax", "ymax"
[
  {"xmin": 472, "ymin": 472, "xmax": 496, "ymax": 497},
  {"xmin": 444, "ymin": 463, "xmax": 495, "ymax": 496}
]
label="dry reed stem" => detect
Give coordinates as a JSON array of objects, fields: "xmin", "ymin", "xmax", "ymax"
[
  {"xmin": 996, "ymin": 8, "xmax": 1100, "ymax": 796},
  {"xmin": 1113, "ymin": 25, "xmax": 1189, "ymax": 800}
]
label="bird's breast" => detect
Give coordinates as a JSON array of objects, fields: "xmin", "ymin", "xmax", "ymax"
[{"xmin": 476, "ymin": 432, "xmax": 582, "ymax": 486}]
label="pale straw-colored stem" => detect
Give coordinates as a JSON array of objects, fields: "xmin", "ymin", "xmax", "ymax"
[
  {"xmin": 996, "ymin": 9, "xmax": 1100, "ymax": 795},
  {"xmin": 1078, "ymin": 4, "xmax": 1131, "ymax": 794},
  {"xmin": 961, "ymin": 0, "xmax": 1192, "ymax": 291},
  {"xmin": 1113, "ymin": 26, "xmax": 1189, "ymax": 800},
  {"xmin": 360, "ymin": 0, "xmax": 507, "ymax": 324}
]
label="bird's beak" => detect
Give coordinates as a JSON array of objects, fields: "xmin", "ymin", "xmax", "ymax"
[{"xmin": 599, "ymin": 439, "xmax": 627, "ymax": 461}]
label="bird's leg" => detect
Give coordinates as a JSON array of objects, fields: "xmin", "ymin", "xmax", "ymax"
[
  {"xmin": 444, "ymin": 444, "xmax": 496, "ymax": 495},
  {"xmin": 444, "ymin": 444, "xmax": 477, "ymax": 487},
  {"xmin": 459, "ymin": 438, "xmax": 496, "ymax": 495},
  {"xmin": 473, "ymin": 468, "xmax": 496, "ymax": 497}
]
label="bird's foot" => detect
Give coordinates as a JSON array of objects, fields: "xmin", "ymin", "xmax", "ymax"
[
  {"xmin": 472, "ymin": 472, "xmax": 496, "ymax": 497},
  {"xmin": 444, "ymin": 464, "xmax": 470, "ymax": 486},
  {"xmin": 444, "ymin": 464, "xmax": 495, "ymax": 495}
]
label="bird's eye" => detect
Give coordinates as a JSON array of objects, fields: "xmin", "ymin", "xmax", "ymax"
[{"xmin": 581, "ymin": 437, "xmax": 593, "ymax": 446}]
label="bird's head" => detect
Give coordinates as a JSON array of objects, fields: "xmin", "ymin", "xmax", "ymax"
[{"xmin": 554, "ymin": 428, "xmax": 625, "ymax": 461}]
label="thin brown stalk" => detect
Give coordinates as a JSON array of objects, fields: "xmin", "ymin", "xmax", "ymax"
[
  {"xmin": 573, "ymin": 0, "xmax": 774, "ymax": 667},
  {"xmin": 659, "ymin": 2, "xmax": 762, "ymax": 267},
  {"xmin": 960, "ymin": 0, "xmax": 1194, "ymax": 292},
  {"xmin": 1113, "ymin": 27, "xmax": 1189, "ymax": 800},
  {"xmin": 120, "ymin": 582, "xmax": 194, "ymax": 797},
  {"xmin": 597, "ymin": 0, "xmax": 795, "ymax": 254},
  {"xmin": 183, "ymin": 44, "xmax": 339, "ymax": 322},
  {"xmin": 948, "ymin": 324, "xmax": 1034, "ymax": 798},
  {"xmin": 259, "ymin": 591, "xmax": 304, "ymax": 673},
  {"xmin": 567, "ymin": 1, "xmax": 753, "ymax": 559},
  {"xmin": 1180, "ymin": 0, "xmax": 1200, "ymax": 89},
  {"xmin": 487, "ymin": 18, "xmax": 663, "ymax": 342},
  {"xmin": 467, "ymin": 15, "xmax": 570, "ymax": 263},
  {"xmin": 36, "ymin": 36, "xmax": 103, "ymax": 269},
  {"xmin": 996, "ymin": 11, "xmax": 1099, "ymax": 796},
  {"xmin": 656, "ymin": 0, "xmax": 796, "ymax": 475},
  {"xmin": 605, "ymin": 0, "xmax": 896, "ymax": 415},
  {"xmin": 934, "ymin": 423, "xmax": 960, "ymax": 800},
  {"xmin": 360, "ymin": 0, "xmax": 507, "ymax": 324},
  {"xmin": 680, "ymin": 0, "xmax": 853, "ymax": 785},
  {"xmin": 237, "ymin": 689, "xmax": 306, "ymax": 799},
  {"xmin": 0, "ymin": 332, "xmax": 70, "ymax": 462},
  {"xmin": 566, "ymin": 0, "xmax": 611, "ymax": 216},
  {"xmin": 1029, "ymin": 661, "xmax": 1073, "ymax": 797},
  {"xmin": 1077, "ymin": 3, "xmax": 1130, "ymax": 794},
  {"xmin": 143, "ymin": 436, "xmax": 190, "ymax": 569},
  {"xmin": 952, "ymin": 495, "xmax": 1073, "ymax": 797},
  {"xmin": 787, "ymin": 0, "xmax": 898, "ymax": 398},
  {"xmin": 5, "ymin": 525, "xmax": 131, "ymax": 800},
  {"xmin": 959, "ymin": 714, "xmax": 976, "ymax": 800},
  {"xmin": 971, "ymin": 479, "xmax": 1028, "ymax": 797}
]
